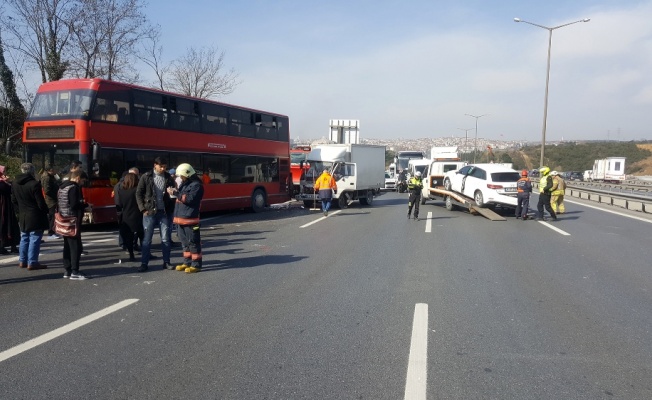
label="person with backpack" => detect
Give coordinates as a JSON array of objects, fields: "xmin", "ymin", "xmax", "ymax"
[
  {"xmin": 550, "ymin": 171, "xmax": 566, "ymax": 214},
  {"xmin": 58, "ymin": 170, "xmax": 89, "ymax": 280},
  {"xmin": 515, "ymin": 169, "xmax": 532, "ymax": 220}
]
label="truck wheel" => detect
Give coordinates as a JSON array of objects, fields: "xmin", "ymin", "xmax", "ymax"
[
  {"xmin": 474, "ymin": 190, "xmax": 485, "ymax": 208},
  {"xmin": 445, "ymin": 195, "xmax": 456, "ymax": 211},
  {"xmin": 444, "ymin": 179, "xmax": 452, "ymax": 191},
  {"xmin": 251, "ymin": 188, "xmax": 266, "ymax": 212},
  {"xmin": 359, "ymin": 190, "xmax": 373, "ymax": 206},
  {"xmin": 337, "ymin": 193, "xmax": 349, "ymax": 209}
]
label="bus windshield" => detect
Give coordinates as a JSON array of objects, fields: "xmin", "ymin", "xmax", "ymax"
[
  {"xmin": 28, "ymin": 89, "xmax": 94, "ymax": 120},
  {"xmin": 26, "ymin": 143, "xmax": 81, "ymax": 176},
  {"xmin": 290, "ymin": 152, "xmax": 308, "ymax": 164}
]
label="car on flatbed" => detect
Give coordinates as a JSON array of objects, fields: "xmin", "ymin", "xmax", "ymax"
[{"xmin": 443, "ymin": 163, "xmax": 521, "ymax": 208}]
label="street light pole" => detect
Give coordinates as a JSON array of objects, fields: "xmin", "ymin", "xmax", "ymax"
[
  {"xmin": 514, "ymin": 17, "xmax": 590, "ymax": 167},
  {"xmin": 457, "ymin": 128, "xmax": 473, "ymax": 160},
  {"xmin": 465, "ymin": 114, "xmax": 486, "ymax": 163}
]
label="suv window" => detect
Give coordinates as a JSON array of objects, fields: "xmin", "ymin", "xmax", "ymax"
[
  {"xmin": 470, "ymin": 168, "xmax": 486, "ymax": 180},
  {"xmin": 491, "ymin": 172, "xmax": 521, "ymax": 182}
]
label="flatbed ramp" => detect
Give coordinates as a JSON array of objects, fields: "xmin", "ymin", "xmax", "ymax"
[{"xmin": 429, "ymin": 188, "xmax": 506, "ymax": 221}]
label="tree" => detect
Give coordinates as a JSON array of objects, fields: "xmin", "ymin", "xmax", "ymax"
[
  {"xmin": 67, "ymin": 0, "xmax": 152, "ymax": 82},
  {"xmin": 167, "ymin": 46, "xmax": 240, "ymax": 98},
  {"xmin": 0, "ymin": 30, "xmax": 26, "ymax": 147},
  {"xmin": 5, "ymin": 0, "xmax": 74, "ymax": 83}
]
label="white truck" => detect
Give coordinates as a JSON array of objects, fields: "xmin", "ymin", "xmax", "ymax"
[
  {"xmin": 590, "ymin": 157, "xmax": 626, "ymax": 182},
  {"xmin": 296, "ymin": 144, "xmax": 386, "ymax": 209},
  {"xmin": 420, "ymin": 147, "xmax": 466, "ymax": 204}
]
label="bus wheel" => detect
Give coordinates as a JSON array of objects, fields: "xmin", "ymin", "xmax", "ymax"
[{"xmin": 251, "ymin": 189, "xmax": 266, "ymax": 213}]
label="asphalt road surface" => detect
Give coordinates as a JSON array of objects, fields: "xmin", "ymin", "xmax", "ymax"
[{"xmin": 1, "ymin": 192, "xmax": 651, "ymax": 399}]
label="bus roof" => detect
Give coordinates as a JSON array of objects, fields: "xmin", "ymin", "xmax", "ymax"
[{"xmin": 35, "ymin": 78, "xmax": 289, "ymax": 118}]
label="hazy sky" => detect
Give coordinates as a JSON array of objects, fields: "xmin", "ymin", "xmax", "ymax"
[{"xmin": 144, "ymin": 1, "xmax": 652, "ymax": 142}]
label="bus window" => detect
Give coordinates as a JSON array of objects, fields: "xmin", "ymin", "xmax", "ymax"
[
  {"xmin": 203, "ymin": 154, "xmax": 229, "ymax": 183},
  {"xmin": 133, "ymin": 90, "xmax": 167, "ymax": 128},
  {"xmin": 92, "ymin": 87, "xmax": 130, "ymax": 123},
  {"xmin": 201, "ymin": 103, "xmax": 228, "ymax": 135},
  {"xmin": 169, "ymin": 97, "xmax": 201, "ymax": 132}
]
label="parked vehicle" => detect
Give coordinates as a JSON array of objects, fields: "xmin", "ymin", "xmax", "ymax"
[
  {"xmin": 384, "ymin": 172, "xmax": 396, "ymax": 190},
  {"xmin": 443, "ymin": 164, "xmax": 521, "ymax": 208},
  {"xmin": 591, "ymin": 157, "xmax": 626, "ymax": 182},
  {"xmin": 568, "ymin": 171, "xmax": 583, "ymax": 181},
  {"xmin": 296, "ymin": 144, "xmax": 385, "ymax": 208},
  {"xmin": 421, "ymin": 147, "xmax": 466, "ymax": 205},
  {"xmin": 290, "ymin": 146, "xmax": 311, "ymax": 195}
]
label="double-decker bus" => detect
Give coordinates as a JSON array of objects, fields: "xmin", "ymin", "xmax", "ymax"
[{"xmin": 21, "ymin": 78, "xmax": 290, "ymax": 223}]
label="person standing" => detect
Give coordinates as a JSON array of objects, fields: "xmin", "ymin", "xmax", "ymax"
[
  {"xmin": 41, "ymin": 165, "xmax": 60, "ymax": 238},
  {"xmin": 135, "ymin": 157, "xmax": 176, "ymax": 272},
  {"xmin": 515, "ymin": 169, "xmax": 532, "ymax": 220},
  {"xmin": 62, "ymin": 160, "xmax": 82, "ymax": 181},
  {"xmin": 314, "ymin": 168, "xmax": 337, "ymax": 216},
  {"xmin": 550, "ymin": 171, "xmax": 566, "ymax": 214},
  {"xmin": 536, "ymin": 166, "xmax": 558, "ymax": 221},
  {"xmin": 58, "ymin": 170, "xmax": 89, "ymax": 279},
  {"xmin": 116, "ymin": 173, "xmax": 143, "ymax": 262},
  {"xmin": 407, "ymin": 171, "xmax": 423, "ymax": 221},
  {"xmin": 0, "ymin": 165, "xmax": 20, "ymax": 254},
  {"xmin": 11, "ymin": 163, "xmax": 49, "ymax": 270},
  {"xmin": 169, "ymin": 163, "xmax": 204, "ymax": 273}
]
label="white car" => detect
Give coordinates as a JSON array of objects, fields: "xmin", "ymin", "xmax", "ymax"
[
  {"xmin": 384, "ymin": 172, "xmax": 396, "ymax": 190},
  {"xmin": 443, "ymin": 164, "xmax": 521, "ymax": 208}
]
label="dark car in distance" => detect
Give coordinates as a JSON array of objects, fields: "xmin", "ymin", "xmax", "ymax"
[{"xmin": 567, "ymin": 171, "xmax": 583, "ymax": 181}]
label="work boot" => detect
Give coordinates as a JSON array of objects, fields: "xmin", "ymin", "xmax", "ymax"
[
  {"xmin": 185, "ymin": 267, "xmax": 201, "ymax": 273},
  {"xmin": 27, "ymin": 263, "xmax": 47, "ymax": 270},
  {"xmin": 137, "ymin": 264, "xmax": 148, "ymax": 272},
  {"xmin": 175, "ymin": 264, "xmax": 190, "ymax": 271}
]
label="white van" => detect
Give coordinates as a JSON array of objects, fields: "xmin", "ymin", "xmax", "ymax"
[{"xmin": 408, "ymin": 159, "xmax": 430, "ymax": 180}]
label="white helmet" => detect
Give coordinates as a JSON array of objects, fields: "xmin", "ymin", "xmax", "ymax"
[
  {"xmin": 415, "ymin": 171, "xmax": 422, "ymax": 177},
  {"xmin": 176, "ymin": 163, "xmax": 196, "ymax": 178}
]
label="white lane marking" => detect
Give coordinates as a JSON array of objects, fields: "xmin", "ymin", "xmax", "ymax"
[
  {"xmin": 300, "ymin": 210, "xmax": 343, "ymax": 228},
  {"xmin": 565, "ymin": 198, "xmax": 652, "ymax": 224},
  {"xmin": 0, "ymin": 299, "xmax": 139, "ymax": 363},
  {"xmin": 404, "ymin": 303, "xmax": 428, "ymax": 400},
  {"xmin": 537, "ymin": 220, "xmax": 571, "ymax": 236},
  {"xmin": 425, "ymin": 212, "xmax": 433, "ymax": 233}
]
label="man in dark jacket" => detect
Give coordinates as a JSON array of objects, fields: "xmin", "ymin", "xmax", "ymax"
[
  {"xmin": 169, "ymin": 163, "xmax": 204, "ymax": 273},
  {"xmin": 11, "ymin": 163, "xmax": 49, "ymax": 270},
  {"xmin": 41, "ymin": 165, "xmax": 60, "ymax": 237},
  {"xmin": 135, "ymin": 157, "xmax": 176, "ymax": 272}
]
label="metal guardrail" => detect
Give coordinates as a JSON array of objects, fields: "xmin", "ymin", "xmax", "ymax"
[{"xmin": 533, "ymin": 179, "xmax": 652, "ymax": 214}]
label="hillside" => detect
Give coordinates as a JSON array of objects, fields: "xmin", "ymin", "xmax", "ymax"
[{"xmin": 500, "ymin": 142, "xmax": 652, "ymax": 175}]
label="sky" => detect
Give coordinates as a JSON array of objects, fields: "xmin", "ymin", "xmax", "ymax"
[{"xmin": 143, "ymin": 1, "xmax": 650, "ymax": 142}]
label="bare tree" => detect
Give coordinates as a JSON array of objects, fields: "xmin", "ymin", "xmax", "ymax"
[
  {"xmin": 168, "ymin": 46, "xmax": 240, "ymax": 99},
  {"xmin": 4, "ymin": 0, "xmax": 74, "ymax": 83},
  {"xmin": 138, "ymin": 25, "xmax": 168, "ymax": 90},
  {"xmin": 0, "ymin": 30, "xmax": 26, "ymax": 144}
]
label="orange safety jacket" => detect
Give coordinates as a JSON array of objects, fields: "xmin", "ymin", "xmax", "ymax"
[{"xmin": 314, "ymin": 172, "xmax": 337, "ymax": 191}]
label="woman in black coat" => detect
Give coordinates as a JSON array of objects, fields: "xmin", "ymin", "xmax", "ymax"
[
  {"xmin": 116, "ymin": 173, "xmax": 143, "ymax": 261},
  {"xmin": 0, "ymin": 166, "xmax": 19, "ymax": 254}
]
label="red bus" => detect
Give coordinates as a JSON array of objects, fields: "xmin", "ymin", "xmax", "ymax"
[
  {"xmin": 21, "ymin": 78, "xmax": 291, "ymax": 223},
  {"xmin": 290, "ymin": 145, "xmax": 311, "ymax": 194}
]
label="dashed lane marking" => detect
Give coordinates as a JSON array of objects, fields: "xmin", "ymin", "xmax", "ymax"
[
  {"xmin": 538, "ymin": 220, "xmax": 571, "ymax": 236},
  {"xmin": 0, "ymin": 299, "xmax": 139, "ymax": 363},
  {"xmin": 404, "ymin": 303, "xmax": 428, "ymax": 400},
  {"xmin": 300, "ymin": 210, "xmax": 343, "ymax": 228},
  {"xmin": 425, "ymin": 212, "xmax": 433, "ymax": 233}
]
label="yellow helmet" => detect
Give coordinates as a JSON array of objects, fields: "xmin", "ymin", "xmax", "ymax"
[
  {"xmin": 176, "ymin": 163, "xmax": 196, "ymax": 178},
  {"xmin": 539, "ymin": 166, "xmax": 550, "ymax": 176}
]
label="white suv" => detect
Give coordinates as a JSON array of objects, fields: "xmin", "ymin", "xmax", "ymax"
[{"xmin": 443, "ymin": 164, "xmax": 521, "ymax": 208}]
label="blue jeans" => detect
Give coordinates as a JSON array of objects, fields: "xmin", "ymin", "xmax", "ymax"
[
  {"xmin": 19, "ymin": 230, "xmax": 44, "ymax": 265},
  {"xmin": 140, "ymin": 210, "xmax": 172, "ymax": 266}
]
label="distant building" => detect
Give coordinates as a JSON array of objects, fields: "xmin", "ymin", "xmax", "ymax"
[{"xmin": 329, "ymin": 119, "xmax": 359, "ymax": 144}]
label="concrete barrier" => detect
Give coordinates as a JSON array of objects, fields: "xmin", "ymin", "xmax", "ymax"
[{"xmin": 567, "ymin": 188, "xmax": 651, "ymax": 214}]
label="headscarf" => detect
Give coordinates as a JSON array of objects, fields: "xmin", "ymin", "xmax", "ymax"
[{"xmin": 0, "ymin": 165, "xmax": 8, "ymax": 181}]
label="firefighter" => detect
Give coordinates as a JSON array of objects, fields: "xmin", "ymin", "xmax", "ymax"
[
  {"xmin": 407, "ymin": 171, "xmax": 423, "ymax": 221},
  {"xmin": 550, "ymin": 171, "xmax": 566, "ymax": 214},
  {"xmin": 515, "ymin": 169, "xmax": 532, "ymax": 220},
  {"xmin": 536, "ymin": 166, "xmax": 558, "ymax": 221}
]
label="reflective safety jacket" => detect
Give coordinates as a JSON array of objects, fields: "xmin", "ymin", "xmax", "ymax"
[
  {"xmin": 516, "ymin": 177, "xmax": 532, "ymax": 194},
  {"xmin": 407, "ymin": 177, "xmax": 423, "ymax": 193},
  {"xmin": 314, "ymin": 172, "xmax": 337, "ymax": 191},
  {"xmin": 551, "ymin": 176, "xmax": 566, "ymax": 195},
  {"xmin": 539, "ymin": 174, "xmax": 553, "ymax": 194},
  {"xmin": 173, "ymin": 175, "xmax": 204, "ymax": 225}
]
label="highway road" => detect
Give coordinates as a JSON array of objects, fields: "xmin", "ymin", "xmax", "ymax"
[{"xmin": 0, "ymin": 192, "xmax": 651, "ymax": 399}]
